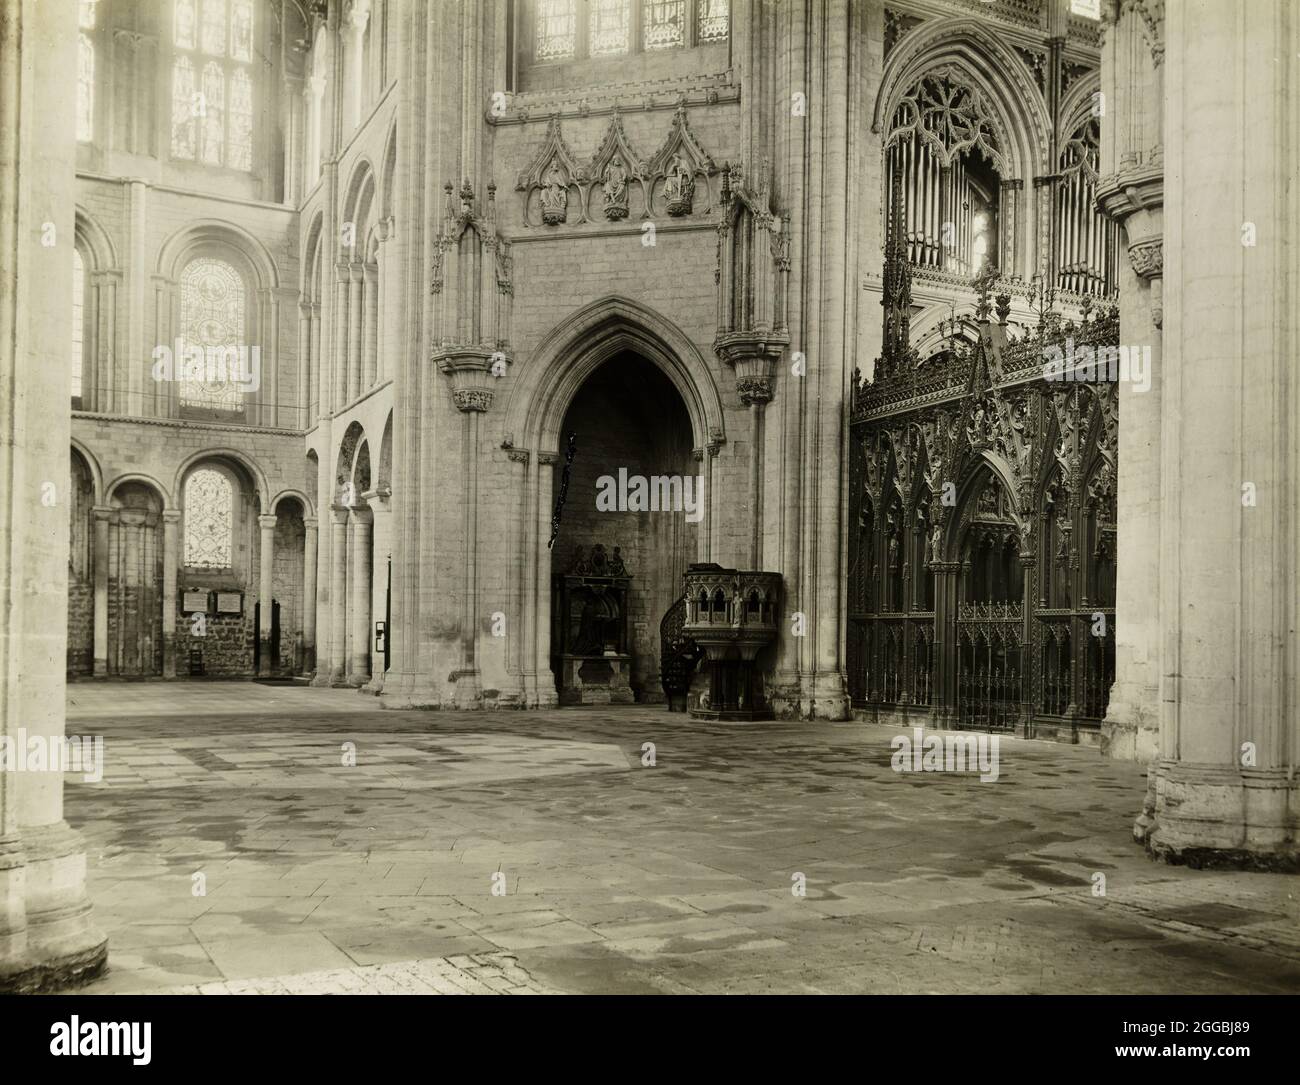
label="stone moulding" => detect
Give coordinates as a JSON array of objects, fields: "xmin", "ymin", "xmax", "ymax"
[{"xmin": 486, "ymin": 70, "xmax": 739, "ymax": 125}]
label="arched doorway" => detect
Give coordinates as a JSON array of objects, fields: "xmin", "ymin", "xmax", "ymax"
[{"xmin": 548, "ymin": 353, "xmax": 699, "ymax": 703}]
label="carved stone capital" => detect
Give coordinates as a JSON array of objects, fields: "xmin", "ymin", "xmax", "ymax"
[
  {"xmin": 737, "ymin": 376, "xmax": 773, "ymax": 406},
  {"xmin": 538, "ymin": 451, "xmax": 560, "ymax": 467},
  {"xmin": 1127, "ymin": 237, "xmax": 1162, "ymax": 280},
  {"xmin": 452, "ymin": 389, "xmax": 494, "ymax": 413}
]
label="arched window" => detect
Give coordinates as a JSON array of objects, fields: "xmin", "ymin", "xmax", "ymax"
[
  {"xmin": 178, "ymin": 255, "xmax": 248, "ymax": 414},
  {"xmin": 171, "ymin": 0, "xmax": 256, "ymax": 171},
  {"xmin": 72, "ymin": 248, "xmax": 85, "ymax": 404},
  {"xmin": 77, "ymin": 2, "xmax": 96, "ymax": 142},
  {"xmin": 184, "ymin": 467, "xmax": 234, "ymax": 569}
]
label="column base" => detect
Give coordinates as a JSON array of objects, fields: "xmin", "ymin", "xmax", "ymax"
[
  {"xmin": 800, "ymin": 671, "xmax": 851, "ymax": 721},
  {"xmin": 1100, "ymin": 680, "xmax": 1159, "ymax": 761},
  {"xmin": 378, "ymin": 671, "xmax": 444, "ymax": 709},
  {"xmin": 1136, "ymin": 760, "xmax": 1300, "ymax": 871},
  {"xmin": 1, "ymin": 823, "xmax": 107, "ymax": 993}
]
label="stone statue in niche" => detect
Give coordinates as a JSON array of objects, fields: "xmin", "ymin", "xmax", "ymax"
[
  {"xmin": 602, "ymin": 156, "xmax": 629, "ymax": 220},
  {"xmin": 663, "ymin": 153, "xmax": 695, "ymax": 216},
  {"xmin": 540, "ymin": 160, "xmax": 568, "ymax": 225}
]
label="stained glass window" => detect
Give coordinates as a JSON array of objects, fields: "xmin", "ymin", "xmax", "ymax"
[
  {"xmin": 201, "ymin": 0, "xmax": 227, "ymax": 55},
  {"xmin": 171, "ymin": 55, "xmax": 196, "ymax": 159},
  {"xmin": 72, "ymin": 249, "xmax": 85, "ymax": 401},
  {"xmin": 697, "ymin": 0, "xmax": 729, "ymax": 42},
  {"xmin": 535, "ymin": 0, "xmax": 576, "ymax": 61},
  {"xmin": 230, "ymin": 0, "xmax": 253, "ymax": 61},
  {"xmin": 175, "ymin": 0, "xmax": 196, "ymax": 49},
  {"xmin": 589, "ymin": 0, "xmax": 630, "ymax": 56},
  {"xmin": 172, "ymin": 0, "xmax": 254, "ymax": 170},
  {"xmin": 643, "ymin": 1, "xmax": 684, "ymax": 50},
  {"xmin": 178, "ymin": 256, "xmax": 247, "ymax": 413},
  {"xmin": 228, "ymin": 69, "xmax": 252, "ymax": 171},
  {"xmin": 184, "ymin": 468, "xmax": 234, "ymax": 569},
  {"xmin": 201, "ymin": 62, "xmax": 225, "ymax": 165}
]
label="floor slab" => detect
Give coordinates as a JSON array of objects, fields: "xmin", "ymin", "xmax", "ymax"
[{"xmin": 58, "ymin": 682, "xmax": 1300, "ymax": 994}]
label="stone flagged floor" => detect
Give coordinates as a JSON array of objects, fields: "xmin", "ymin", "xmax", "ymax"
[{"xmin": 61, "ymin": 682, "xmax": 1300, "ymax": 994}]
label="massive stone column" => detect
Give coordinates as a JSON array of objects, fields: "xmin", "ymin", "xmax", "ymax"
[
  {"xmin": 161, "ymin": 509, "xmax": 180, "ymax": 678},
  {"xmin": 346, "ymin": 505, "xmax": 373, "ymax": 687},
  {"xmin": 257, "ymin": 512, "xmax": 277, "ymax": 676},
  {"xmin": 1134, "ymin": 0, "xmax": 1299, "ymax": 867},
  {"xmin": 361, "ymin": 489, "xmax": 390, "ymax": 693},
  {"xmin": 1098, "ymin": 0, "xmax": 1164, "ymax": 762},
  {"xmin": 91, "ymin": 506, "xmax": 112, "ymax": 676},
  {"xmin": 327, "ymin": 504, "xmax": 349, "ymax": 686},
  {"xmin": 302, "ymin": 515, "xmax": 318, "ymax": 676},
  {"xmin": 0, "ymin": 0, "xmax": 105, "ymax": 990}
]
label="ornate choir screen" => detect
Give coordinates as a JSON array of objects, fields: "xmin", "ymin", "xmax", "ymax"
[{"xmin": 848, "ymin": 282, "xmax": 1120, "ymax": 745}]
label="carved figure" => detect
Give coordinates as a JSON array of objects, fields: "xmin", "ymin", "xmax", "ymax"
[
  {"xmin": 663, "ymin": 153, "xmax": 695, "ymax": 215},
  {"xmin": 540, "ymin": 160, "xmax": 568, "ymax": 225},
  {"xmin": 602, "ymin": 156, "xmax": 629, "ymax": 219}
]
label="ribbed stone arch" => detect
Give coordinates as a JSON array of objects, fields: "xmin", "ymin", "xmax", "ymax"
[
  {"xmin": 872, "ymin": 20, "xmax": 1052, "ymax": 184},
  {"xmin": 504, "ymin": 294, "xmax": 724, "ymax": 456}
]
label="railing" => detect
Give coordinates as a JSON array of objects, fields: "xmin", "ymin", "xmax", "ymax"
[{"xmin": 659, "ymin": 593, "xmax": 701, "ymax": 712}]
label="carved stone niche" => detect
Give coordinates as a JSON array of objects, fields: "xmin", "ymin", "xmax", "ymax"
[
  {"xmin": 515, "ymin": 115, "xmax": 588, "ymax": 227},
  {"xmin": 645, "ymin": 104, "xmax": 718, "ymax": 218},
  {"xmin": 713, "ymin": 161, "xmax": 791, "ymax": 399},
  {"xmin": 552, "ymin": 543, "xmax": 635, "ymax": 706},
  {"xmin": 430, "ymin": 179, "xmax": 514, "ymax": 401},
  {"xmin": 585, "ymin": 110, "xmax": 649, "ymax": 222}
]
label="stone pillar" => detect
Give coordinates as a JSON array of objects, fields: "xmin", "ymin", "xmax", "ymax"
[
  {"xmin": 161, "ymin": 509, "xmax": 180, "ymax": 678},
  {"xmin": 303, "ymin": 76, "xmax": 324, "ymax": 191},
  {"xmin": 1097, "ymin": 0, "xmax": 1164, "ymax": 763},
  {"xmin": 0, "ymin": 0, "xmax": 105, "ymax": 991},
  {"xmin": 328, "ymin": 504, "xmax": 349, "ymax": 686},
  {"xmin": 297, "ymin": 298, "xmax": 311, "ymax": 429},
  {"xmin": 341, "ymin": 1, "xmax": 370, "ymax": 134},
  {"xmin": 348, "ymin": 260, "xmax": 363, "ymax": 402},
  {"xmin": 302, "ymin": 515, "xmax": 318, "ymax": 676},
  {"xmin": 91, "ymin": 506, "xmax": 112, "ymax": 676},
  {"xmin": 333, "ymin": 263, "xmax": 349, "ymax": 410},
  {"xmin": 257, "ymin": 513, "xmax": 277, "ymax": 677},
  {"xmin": 361, "ymin": 490, "xmax": 390, "ymax": 692},
  {"xmin": 346, "ymin": 505, "xmax": 373, "ymax": 686},
  {"xmin": 535, "ymin": 451, "xmax": 559, "ymax": 708},
  {"xmin": 737, "ymin": 376, "xmax": 773, "ymax": 569},
  {"xmin": 1134, "ymin": 0, "xmax": 1299, "ymax": 867},
  {"xmin": 362, "ymin": 260, "xmax": 378, "ymax": 390}
]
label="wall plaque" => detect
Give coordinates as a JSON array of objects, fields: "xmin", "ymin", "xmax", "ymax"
[{"xmin": 215, "ymin": 592, "xmax": 243, "ymax": 615}]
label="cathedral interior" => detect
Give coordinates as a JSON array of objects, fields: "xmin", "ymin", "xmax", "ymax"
[{"xmin": 2, "ymin": 0, "xmax": 1299, "ymax": 998}]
